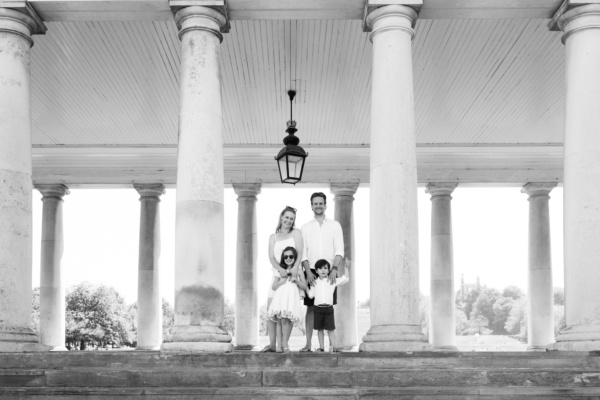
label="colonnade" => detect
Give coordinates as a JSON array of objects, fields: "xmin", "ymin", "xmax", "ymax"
[{"xmin": 1, "ymin": 1, "xmax": 600, "ymax": 352}]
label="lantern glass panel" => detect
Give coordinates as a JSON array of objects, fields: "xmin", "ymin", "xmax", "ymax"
[{"xmin": 287, "ymin": 155, "xmax": 304, "ymax": 179}]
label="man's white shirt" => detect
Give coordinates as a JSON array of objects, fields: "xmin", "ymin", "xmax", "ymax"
[
  {"xmin": 307, "ymin": 275, "xmax": 349, "ymax": 305},
  {"xmin": 301, "ymin": 217, "xmax": 344, "ymax": 270}
]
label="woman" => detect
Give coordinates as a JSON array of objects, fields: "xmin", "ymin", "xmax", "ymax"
[{"xmin": 261, "ymin": 206, "xmax": 304, "ymax": 352}]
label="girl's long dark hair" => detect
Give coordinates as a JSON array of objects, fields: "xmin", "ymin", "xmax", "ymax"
[{"xmin": 279, "ymin": 246, "xmax": 298, "ymax": 269}]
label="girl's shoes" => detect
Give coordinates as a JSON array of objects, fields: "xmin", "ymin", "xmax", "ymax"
[
  {"xmin": 276, "ymin": 347, "xmax": 283, "ymax": 353},
  {"xmin": 283, "ymin": 346, "xmax": 291, "ymax": 354},
  {"xmin": 315, "ymin": 348, "xmax": 324, "ymax": 352}
]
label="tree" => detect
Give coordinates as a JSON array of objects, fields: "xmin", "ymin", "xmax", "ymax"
[
  {"xmin": 162, "ymin": 299, "xmax": 175, "ymax": 342},
  {"xmin": 31, "ymin": 287, "xmax": 40, "ymax": 335},
  {"xmin": 553, "ymin": 287, "xmax": 564, "ymax": 306},
  {"xmin": 491, "ymin": 297, "xmax": 514, "ymax": 334},
  {"xmin": 65, "ymin": 282, "xmax": 135, "ymax": 350},
  {"xmin": 464, "ymin": 315, "xmax": 491, "ymax": 335},
  {"xmin": 223, "ymin": 298, "xmax": 235, "ymax": 336},
  {"xmin": 554, "ymin": 304, "xmax": 566, "ymax": 335},
  {"xmin": 419, "ymin": 295, "xmax": 430, "ymax": 337},
  {"xmin": 502, "ymin": 286, "xmax": 524, "ymax": 300},
  {"xmin": 455, "ymin": 309, "xmax": 469, "ymax": 335},
  {"xmin": 504, "ymin": 297, "xmax": 527, "ymax": 338},
  {"xmin": 457, "ymin": 287, "xmax": 480, "ymax": 320}
]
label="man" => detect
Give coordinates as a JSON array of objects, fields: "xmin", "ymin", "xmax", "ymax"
[{"xmin": 299, "ymin": 192, "xmax": 344, "ymax": 352}]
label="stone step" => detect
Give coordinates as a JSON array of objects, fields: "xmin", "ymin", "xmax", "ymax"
[{"xmin": 1, "ymin": 351, "xmax": 600, "ymax": 398}]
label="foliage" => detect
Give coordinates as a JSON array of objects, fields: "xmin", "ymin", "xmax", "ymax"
[
  {"xmin": 457, "ymin": 287, "xmax": 480, "ymax": 320},
  {"xmin": 30, "ymin": 287, "xmax": 40, "ymax": 335},
  {"xmin": 65, "ymin": 282, "xmax": 135, "ymax": 349},
  {"xmin": 358, "ymin": 298, "xmax": 370, "ymax": 309},
  {"xmin": 162, "ymin": 299, "xmax": 175, "ymax": 342},
  {"xmin": 502, "ymin": 286, "xmax": 524, "ymax": 300},
  {"xmin": 491, "ymin": 297, "xmax": 514, "ymax": 334},
  {"xmin": 553, "ymin": 287, "xmax": 564, "ymax": 306},
  {"xmin": 504, "ymin": 297, "xmax": 527, "ymax": 338},
  {"xmin": 463, "ymin": 315, "xmax": 491, "ymax": 335},
  {"xmin": 223, "ymin": 298, "xmax": 235, "ymax": 336},
  {"xmin": 419, "ymin": 295, "xmax": 430, "ymax": 337},
  {"xmin": 554, "ymin": 305, "xmax": 566, "ymax": 335},
  {"xmin": 455, "ymin": 309, "xmax": 469, "ymax": 335}
]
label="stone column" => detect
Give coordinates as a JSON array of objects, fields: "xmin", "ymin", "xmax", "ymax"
[
  {"xmin": 162, "ymin": 6, "xmax": 232, "ymax": 352},
  {"xmin": 134, "ymin": 184, "xmax": 165, "ymax": 350},
  {"xmin": 36, "ymin": 185, "xmax": 69, "ymax": 351},
  {"xmin": 521, "ymin": 183, "xmax": 556, "ymax": 351},
  {"xmin": 331, "ymin": 183, "xmax": 359, "ymax": 350},
  {"xmin": 233, "ymin": 184, "xmax": 261, "ymax": 350},
  {"xmin": 549, "ymin": 4, "xmax": 600, "ymax": 351},
  {"xmin": 360, "ymin": 3, "xmax": 430, "ymax": 351},
  {"xmin": 426, "ymin": 183, "xmax": 458, "ymax": 351},
  {"xmin": 0, "ymin": 8, "xmax": 48, "ymax": 352}
]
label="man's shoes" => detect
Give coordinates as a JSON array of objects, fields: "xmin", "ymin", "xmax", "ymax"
[{"xmin": 299, "ymin": 346, "xmax": 312, "ymax": 352}]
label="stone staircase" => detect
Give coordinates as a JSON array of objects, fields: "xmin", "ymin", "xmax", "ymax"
[{"xmin": 1, "ymin": 351, "xmax": 600, "ymax": 399}]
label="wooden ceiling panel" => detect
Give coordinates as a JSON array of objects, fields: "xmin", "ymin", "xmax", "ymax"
[{"xmin": 30, "ymin": 18, "xmax": 566, "ymax": 148}]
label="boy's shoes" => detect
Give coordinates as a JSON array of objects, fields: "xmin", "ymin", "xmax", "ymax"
[{"xmin": 260, "ymin": 345, "xmax": 276, "ymax": 353}]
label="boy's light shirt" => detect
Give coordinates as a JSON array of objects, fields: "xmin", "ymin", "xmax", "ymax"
[{"xmin": 307, "ymin": 275, "xmax": 349, "ymax": 305}]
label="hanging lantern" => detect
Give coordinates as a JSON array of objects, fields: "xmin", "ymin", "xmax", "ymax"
[{"xmin": 275, "ymin": 90, "xmax": 308, "ymax": 184}]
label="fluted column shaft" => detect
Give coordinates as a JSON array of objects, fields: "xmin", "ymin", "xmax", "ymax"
[
  {"xmin": 0, "ymin": 8, "xmax": 48, "ymax": 352},
  {"xmin": 426, "ymin": 183, "xmax": 457, "ymax": 351},
  {"xmin": 233, "ymin": 184, "xmax": 261, "ymax": 350},
  {"xmin": 134, "ymin": 184, "xmax": 165, "ymax": 350},
  {"xmin": 360, "ymin": 4, "xmax": 430, "ymax": 351},
  {"xmin": 521, "ymin": 183, "xmax": 556, "ymax": 350},
  {"xmin": 550, "ymin": 4, "xmax": 600, "ymax": 351},
  {"xmin": 162, "ymin": 6, "xmax": 232, "ymax": 352},
  {"xmin": 36, "ymin": 185, "xmax": 69, "ymax": 351},
  {"xmin": 331, "ymin": 183, "xmax": 359, "ymax": 350}
]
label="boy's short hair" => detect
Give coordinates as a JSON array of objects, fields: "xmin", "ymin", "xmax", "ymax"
[{"xmin": 315, "ymin": 259, "xmax": 330, "ymax": 271}]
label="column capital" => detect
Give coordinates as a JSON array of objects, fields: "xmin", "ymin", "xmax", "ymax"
[
  {"xmin": 425, "ymin": 182, "xmax": 458, "ymax": 198},
  {"xmin": 330, "ymin": 182, "xmax": 359, "ymax": 198},
  {"xmin": 172, "ymin": 4, "xmax": 229, "ymax": 42},
  {"xmin": 134, "ymin": 183, "xmax": 166, "ymax": 199},
  {"xmin": 232, "ymin": 183, "xmax": 261, "ymax": 198},
  {"xmin": 363, "ymin": 2, "xmax": 421, "ymax": 35},
  {"xmin": 35, "ymin": 184, "xmax": 70, "ymax": 199},
  {"xmin": 521, "ymin": 182, "xmax": 557, "ymax": 198},
  {"xmin": 549, "ymin": 1, "xmax": 600, "ymax": 41},
  {"xmin": 0, "ymin": 5, "xmax": 46, "ymax": 38}
]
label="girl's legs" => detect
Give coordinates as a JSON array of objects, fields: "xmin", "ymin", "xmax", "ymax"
[
  {"xmin": 281, "ymin": 318, "xmax": 293, "ymax": 352},
  {"xmin": 276, "ymin": 319, "xmax": 283, "ymax": 351},
  {"xmin": 317, "ymin": 329, "xmax": 325, "ymax": 350}
]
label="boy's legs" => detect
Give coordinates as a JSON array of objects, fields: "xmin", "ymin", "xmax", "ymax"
[
  {"xmin": 328, "ymin": 330, "xmax": 336, "ymax": 351},
  {"xmin": 318, "ymin": 329, "xmax": 325, "ymax": 350}
]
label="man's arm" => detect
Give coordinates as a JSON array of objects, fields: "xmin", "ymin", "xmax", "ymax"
[{"xmin": 328, "ymin": 222, "xmax": 345, "ymax": 283}]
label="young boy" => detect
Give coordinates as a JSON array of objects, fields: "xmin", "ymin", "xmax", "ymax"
[{"xmin": 306, "ymin": 259, "xmax": 349, "ymax": 353}]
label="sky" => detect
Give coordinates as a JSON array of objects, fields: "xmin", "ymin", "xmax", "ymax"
[{"xmin": 31, "ymin": 185, "xmax": 564, "ymax": 307}]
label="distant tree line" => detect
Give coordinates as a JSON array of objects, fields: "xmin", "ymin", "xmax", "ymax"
[
  {"xmin": 31, "ymin": 282, "xmax": 236, "ymax": 350},
  {"xmin": 357, "ymin": 285, "xmax": 565, "ymax": 340}
]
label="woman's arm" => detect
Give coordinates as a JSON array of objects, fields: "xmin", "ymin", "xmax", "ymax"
[
  {"xmin": 268, "ymin": 234, "xmax": 287, "ymax": 278},
  {"xmin": 291, "ymin": 229, "xmax": 304, "ymax": 277},
  {"xmin": 272, "ymin": 277, "xmax": 287, "ymax": 291}
]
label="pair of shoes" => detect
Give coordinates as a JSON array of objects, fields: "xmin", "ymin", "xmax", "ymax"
[
  {"xmin": 299, "ymin": 346, "xmax": 312, "ymax": 352},
  {"xmin": 260, "ymin": 345, "xmax": 276, "ymax": 353},
  {"xmin": 276, "ymin": 347, "xmax": 283, "ymax": 353},
  {"xmin": 283, "ymin": 347, "xmax": 291, "ymax": 354},
  {"xmin": 329, "ymin": 347, "xmax": 340, "ymax": 353},
  {"xmin": 315, "ymin": 348, "xmax": 324, "ymax": 352}
]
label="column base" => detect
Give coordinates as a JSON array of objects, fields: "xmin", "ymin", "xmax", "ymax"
[
  {"xmin": 161, "ymin": 342, "xmax": 235, "ymax": 353},
  {"xmin": 359, "ymin": 325, "xmax": 432, "ymax": 352},
  {"xmin": 234, "ymin": 344, "xmax": 257, "ymax": 351},
  {"xmin": 433, "ymin": 345, "xmax": 458, "ymax": 352},
  {"xmin": 136, "ymin": 345, "xmax": 161, "ymax": 351},
  {"xmin": 527, "ymin": 345, "xmax": 549, "ymax": 351},
  {"xmin": 547, "ymin": 323, "xmax": 600, "ymax": 351},
  {"xmin": 0, "ymin": 331, "xmax": 51, "ymax": 352}
]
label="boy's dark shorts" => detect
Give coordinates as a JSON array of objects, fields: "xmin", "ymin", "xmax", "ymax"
[
  {"xmin": 314, "ymin": 305, "xmax": 335, "ymax": 331},
  {"xmin": 303, "ymin": 269, "xmax": 337, "ymax": 306}
]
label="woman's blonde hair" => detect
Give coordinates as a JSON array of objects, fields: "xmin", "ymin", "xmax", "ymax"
[{"xmin": 275, "ymin": 206, "xmax": 297, "ymax": 233}]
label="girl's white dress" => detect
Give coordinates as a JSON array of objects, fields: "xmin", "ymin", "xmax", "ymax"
[{"xmin": 268, "ymin": 277, "xmax": 303, "ymax": 324}]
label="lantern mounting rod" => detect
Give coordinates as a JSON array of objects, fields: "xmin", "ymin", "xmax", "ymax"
[{"xmin": 288, "ymin": 90, "xmax": 296, "ymax": 123}]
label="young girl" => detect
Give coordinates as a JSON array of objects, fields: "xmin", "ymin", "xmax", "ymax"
[{"xmin": 267, "ymin": 246, "xmax": 309, "ymax": 353}]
